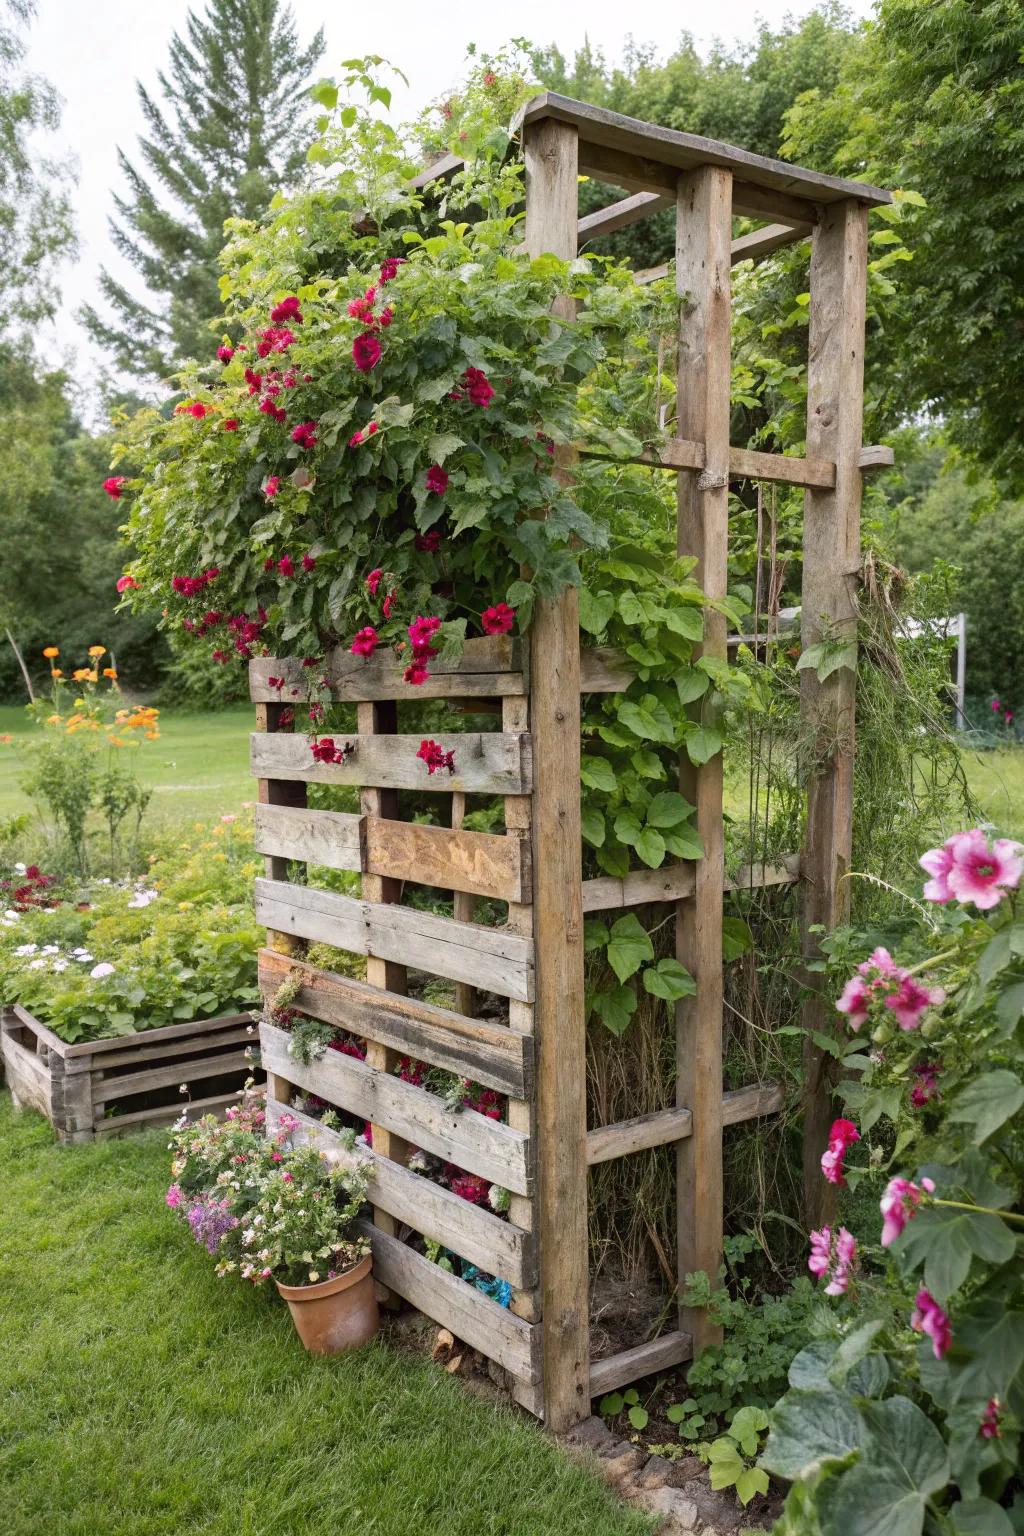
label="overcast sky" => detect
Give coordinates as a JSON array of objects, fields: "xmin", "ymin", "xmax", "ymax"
[{"xmin": 25, "ymin": 0, "xmax": 874, "ymax": 408}]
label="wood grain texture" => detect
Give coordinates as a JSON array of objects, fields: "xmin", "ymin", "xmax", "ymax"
[
  {"xmin": 93, "ymin": 1088, "xmax": 246, "ymax": 1137},
  {"xmin": 799, "ymin": 199, "xmax": 869, "ymax": 1231},
  {"xmin": 577, "ymin": 190, "xmax": 672, "ymax": 245},
  {"xmin": 268, "ymin": 1099, "xmax": 537, "ymax": 1288},
  {"xmin": 254, "ymin": 803, "xmax": 366, "ymax": 872},
  {"xmin": 586, "ymin": 1107, "xmax": 693, "ymax": 1166},
  {"xmin": 589, "ymin": 1331, "xmax": 693, "ymax": 1397},
  {"xmin": 249, "ymin": 637, "xmax": 524, "ymax": 704},
  {"xmin": 254, "ymin": 699, "xmax": 307, "ymax": 885},
  {"xmin": 722, "ymin": 1081, "xmax": 785, "ymax": 1126},
  {"xmin": 260, "ymin": 1021, "xmax": 532, "ymax": 1195},
  {"xmin": 250, "ymin": 730, "xmax": 532, "ymax": 796},
  {"xmin": 579, "ymin": 436, "xmax": 835, "ymax": 490},
  {"xmin": 366, "ymin": 815, "xmax": 531, "ymax": 904},
  {"xmin": 254, "ymin": 878, "xmax": 535, "ymax": 1002},
  {"xmin": 92, "ymin": 1048, "xmax": 253, "ymax": 1105},
  {"xmin": 525, "ymin": 112, "xmax": 590, "ymax": 1433},
  {"xmin": 356, "ymin": 1220, "xmax": 541, "ymax": 1382},
  {"xmin": 581, "ymin": 853, "xmax": 800, "ymax": 911},
  {"xmin": 258, "ymin": 949, "xmax": 533, "ymax": 1097},
  {"xmin": 450, "ymin": 790, "xmax": 478, "ymax": 1018},
  {"xmin": 674, "ymin": 163, "xmax": 732, "ymax": 1356}
]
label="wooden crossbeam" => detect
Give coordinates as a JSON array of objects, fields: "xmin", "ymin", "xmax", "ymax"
[
  {"xmin": 577, "ymin": 190, "xmax": 673, "ymax": 245},
  {"xmin": 589, "ymin": 1332, "xmax": 693, "ymax": 1397},
  {"xmin": 250, "ymin": 636, "xmax": 524, "ymax": 705},
  {"xmin": 250, "ymin": 730, "xmax": 532, "ymax": 797},
  {"xmin": 585, "ymin": 1082, "xmax": 785, "ymax": 1167},
  {"xmin": 580, "ymin": 853, "xmax": 800, "ymax": 911}
]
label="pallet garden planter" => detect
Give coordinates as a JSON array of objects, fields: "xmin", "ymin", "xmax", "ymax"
[{"xmin": 0, "ymin": 1003, "xmax": 256, "ymax": 1143}]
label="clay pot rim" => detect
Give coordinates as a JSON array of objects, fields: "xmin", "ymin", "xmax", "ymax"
[{"xmin": 275, "ymin": 1251, "xmax": 372, "ymax": 1303}]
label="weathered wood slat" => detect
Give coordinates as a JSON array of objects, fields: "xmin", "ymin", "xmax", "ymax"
[
  {"xmin": 90, "ymin": 1025, "xmax": 253, "ymax": 1071},
  {"xmin": 357, "ymin": 1220, "xmax": 541, "ymax": 1382},
  {"xmin": 365, "ymin": 817, "xmax": 531, "ymax": 904},
  {"xmin": 858, "ymin": 444, "xmax": 895, "ymax": 472},
  {"xmin": 94, "ymin": 1088, "xmax": 246, "ymax": 1136},
  {"xmin": 722, "ymin": 1081, "xmax": 785, "ymax": 1126},
  {"xmin": 254, "ymin": 803, "xmax": 365, "ymax": 872},
  {"xmin": 250, "ymin": 730, "xmax": 532, "ymax": 796},
  {"xmin": 56, "ymin": 1010, "xmax": 254, "ymax": 1059},
  {"xmin": 254, "ymin": 878, "xmax": 535, "ymax": 1002},
  {"xmin": 0, "ymin": 1033, "xmax": 51, "ymax": 1117},
  {"xmin": 269, "ymin": 1100, "xmax": 536, "ymax": 1288},
  {"xmin": 250, "ymin": 637, "xmax": 524, "ymax": 704},
  {"xmin": 581, "ymin": 855, "xmax": 800, "ymax": 911},
  {"xmin": 577, "ymin": 190, "xmax": 673, "ymax": 245},
  {"xmin": 258, "ymin": 950, "xmax": 532, "ymax": 1097},
  {"xmin": 586, "ymin": 1107, "xmax": 693, "ymax": 1166},
  {"xmin": 260, "ymin": 1022, "xmax": 532, "ymax": 1194},
  {"xmin": 409, "ymin": 151, "xmax": 463, "ymax": 190},
  {"xmin": 92, "ymin": 1048, "xmax": 253, "ymax": 1105},
  {"xmin": 637, "ymin": 220, "xmax": 812, "ymax": 285},
  {"xmin": 580, "ymin": 646, "xmax": 636, "ymax": 694},
  {"xmin": 589, "ymin": 1331, "xmax": 693, "ymax": 1397},
  {"xmin": 580, "ymin": 436, "xmax": 836, "ymax": 490}
]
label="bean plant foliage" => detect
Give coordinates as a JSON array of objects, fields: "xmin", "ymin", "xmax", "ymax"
[{"xmin": 112, "ymin": 57, "xmax": 764, "ymax": 1026}]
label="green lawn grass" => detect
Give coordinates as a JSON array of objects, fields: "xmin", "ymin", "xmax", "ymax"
[{"xmin": 0, "ymin": 1093, "xmax": 648, "ymax": 1536}]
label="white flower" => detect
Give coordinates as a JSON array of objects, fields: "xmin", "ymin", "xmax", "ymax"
[
  {"xmin": 28, "ymin": 958, "xmax": 46, "ymax": 970},
  {"xmin": 13, "ymin": 862, "xmax": 25, "ymax": 874},
  {"xmin": 90, "ymin": 962, "xmax": 115, "ymax": 979},
  {"xmin": 4, "ymin": 909, "xmax": 20, "ymax": 920},
  {"xmin": 14, "ymin": 943, "xmax": 38, "ymax": 956},
  {"xmin": 74, "ymin": 952, "xmax": 94, "ymax": 963},
  {"xmin": 52, "ymin": 960, "xmax": 68, "ymax": 972},
  {"xmin": 72, "ymin": 947, "xmax": 89, "ymax": 956},
  {"xmin": 128, "ymin": 889, "xmax": 158, "ymax": 909},
  {"xmin": 41, "ymin": 944, "xmax": 59, "ymax": 955}
]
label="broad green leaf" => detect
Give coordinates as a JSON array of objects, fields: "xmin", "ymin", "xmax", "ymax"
[
  {"xmin": 708, "ymin": 1439, "xmax": 745, "ymax": 1490},
  {"xmin": 580, "ymin": 754, "xmax": 617, "ymax": 793},
  {"xmin": 675, "ymin": 668, "xmax": 709, "ymax": 705},
  {"xmin": 788, "ymin": 1341, "xmax": 837, "ymax": 1390},
  {"xmin": 952, "ymin": 1500, "xmax": 1016, "ymax": 1536},
  {"xmin": 860, "ymin": 1395, "xmax": 950, "ymax": 1496},
  {"xmin": 600, "ymin": 1392, "xmax": 624, "ymax": 1416},
  {"xmin": 760, "ymin": 1388, "xmax": 861, "ymax": 1480},
  {"xmin": 613, "ymin": 810, "xmax": 642, "ymax": 847},
  {"xmin": 895, "ymin": 1205, "xmax": 1015, "ymax": 1301},
  {"xmin": 617, "ymin": 696, "xmax": 675, "ymax": 744},
  {"xmin": 628, "ymin": 1404, "xmax": 649, "ymax": 1431},
  {"xmin": 631, "ymin": 749, "xmax": 665, "ymax": 780},
  {"xmin": 646, "ymin": 791, "xmax": 694, "ymax": 828},
  {"xmin": 607, "ymin": 914, "xmax": 654, "ymax": 982},
  {"xmin": 581, "ymin": 807, "xmax": 606, "ymax": 848},
  {"xmin": 945, "ymin": 1304, "xmax": 1024, "ymax": 1406},
  {"xmin": 662, "ymin": 824, "xmax": 705, "ymax": 860},
  {"xmin": 829, "ymin": 1320, "xmax": 886, "ymax": 1385},
  {"xmin": 584, "ymin": 919, "xmax": 609, "ymax": 953},
  {"xmin": 722, "ymin": 916, "xmax": 753, "ymax": 962},
  {"xmin": 948, "ymin": 1070, "xmax": 1024, "ymax": 1144},
  {"xmin": 735, "ymin": 1467, "xmax": 770, "ymax": 1505},
  {"xmin": 635, "ymin": 825, "xmax": 667, "ymax": 868},
  {"xmin": 642, "ymin": 958, "xmax": 696, "ymax": 1002},
  {"xmin": 579, "ymin": 587, "xmax": 615, "ymax": 636},
  {"xmin": 591, "ymin": 982, "xmax": 637, "ymax": 1036},
  {"xmin": 427, "ymin": 431, "xmax": 464, "ymax": 464},
  {"xmin": 686, "ymin": 725, "xmax": 723, "ymax": 765},
  {"xmin": 665, "ymin": 607, "xmax": 704, "ymax": 641}
]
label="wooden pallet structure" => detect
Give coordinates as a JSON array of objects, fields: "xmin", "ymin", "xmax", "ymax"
[{"xmin": 253, "ymin": 95, "xmax": 890, "ymax": 1431}]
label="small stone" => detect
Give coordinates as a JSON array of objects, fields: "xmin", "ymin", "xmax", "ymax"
[
  {"xmin": 690, "ymin": 1485, "xmax": 743, "ymax": 1532},
  {"xmin": 639, "ymin": 1455, "xmax": 674, "ymax": 1490},
  {"xmin": 563, "ymin": 1415, "xmax": 615, "ymax": 1452},
  {"xmin": 599, "ymin": 1446, "xmax": 646, "ymax": 1485},
  {"xmin": 644, "ymin": 1485, "xmax": 700, "ymax": 1532},
  {"xmin": 666, "ymin": 1455, "xmax": 706, "ymax": 1486}
]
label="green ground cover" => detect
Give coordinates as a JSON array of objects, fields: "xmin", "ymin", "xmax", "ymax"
[{"xmin": 0, "ymin": 1093, "xmax": 647, "ymax": 1536}]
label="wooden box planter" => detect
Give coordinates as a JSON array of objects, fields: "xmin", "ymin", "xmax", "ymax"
[{"xmin": 0, "ymin": 1004, "xmax": 258, "ymax": 1143}]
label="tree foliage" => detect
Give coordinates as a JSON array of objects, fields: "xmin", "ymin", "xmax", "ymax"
[{"xmin": 82, "ymin": 0, "xmax": 324, "ymax": 379}]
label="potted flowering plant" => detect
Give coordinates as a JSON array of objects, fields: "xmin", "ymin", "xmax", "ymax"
[{"xmin": 169, "ymin": 1095, "xmax": 377, "ymax": 1354}]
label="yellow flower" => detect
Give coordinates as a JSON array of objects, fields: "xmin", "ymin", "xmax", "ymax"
[
  {"xmin": 145, "ymin": 730, "xmax": 159, "ymax": 740},
  {"xmin": 110, "ymin": 737, "xmax": 125, "ymax": 747},
  {"xmin": 88, "ymin": 645, "xmax": 106, "ymax": 658},
  {"xmin": 42, "ymin": 646, "xmax": 59, "ymax": 659},
  {"xmin": 71, "ymin": 669, "xmax": 91, "ymax": 682},
  {"xmin": 178, "ymin": 901, "xmax": 194, "ymax": 911},
  {"xmin": 213, "ymin": 853, "xmax": 226, "ymax": 862}
]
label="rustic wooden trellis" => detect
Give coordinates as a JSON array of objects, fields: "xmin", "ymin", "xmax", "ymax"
[{"xmin": 252, "ymin": 95, "xmax": 891, "ymax": 1432}]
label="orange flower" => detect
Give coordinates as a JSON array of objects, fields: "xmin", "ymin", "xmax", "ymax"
[
  {"xmin": 72, "ymin": 668, "xmax": 91, "ymax": 682},
  {"xmin": 88, "ymin": 645, "xmax": 106, "ymax": 658},
  {"xmin": 103, "ymin": 667, "xmax": 118, "ymax": 679},
  {"xmin": 51, "ymin": 669, "xmax": 63, "ymax": 679},
  {"xmin": 42, "ymin": 646, "xmax": 59, "ymax": 659}
]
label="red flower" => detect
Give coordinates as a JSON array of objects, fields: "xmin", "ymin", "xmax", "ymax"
[
  {"xmin": 481, "ymin": 602, "xmax": 515, "ymax": 635},
  {"xmin": 103, "ymin": 476, "xmax": 128, "ymax": 499},
  {"xmin": 301, "ymin": 553, "xmax": 316, "ymax": 572},
  {"xmin": 309, "ymin": 737, "xmax": 353, "ymax": 765},
  {"xmin": 290, "ymin": 420, "xmax": 318, "ymax": 449},
  {"xmin": 415, "ymin": 530, "xmax": 441, "ymax": 553},
  {"xmin": 263, "ymin": 556, "xmax": 275, "ymax": 571},
  {"xmin": 258, "ymin": 398, "xmax": 287, "ymax": 423},
  {"xmin": 222, "ymin": 418, "xmax": 239, "ymax": 431},
  {"xmin": 483, "ymin": 71, "xmax": 497, "ymax": 86},
  {"xmin": 425, "ymin": 464, "xmax": 448, "ymax": 496},
  {"xmin": 367, "ymin": 568, "xmax": 383, "ymax": 598},
  {"xmin": 277, "ymin": 555, "xmax": 295, "ymax": 577},
  {"xmin": 270, "ymin": 295, "xmax": 303, "ymax": 324},
  {"xmin": 216, "ymin": 344, "xmax": 234, "ymax": 365},
  {"xmin": 350, "ymin": 626, "xmax": 379, "ymax": 657},
  {"xmin": 367, "ymin": 421, "xmax": 378, "ymax": 435},
  {"xmin": 349, "ymin": 430, "xmax": 364, "ymax": 447},
  {"xmin": 403, "ymin": 661, "xmax": 430, "ymax": 685},
  {"xmin": 408, "ymin": 615, "xmax": 441, "ymax": 656},
  {"xmin": 264, "ymin": 477, "xmax": 281, "ymax": 498},
  {"xmin": 416, "ymin": 738, "xmax": 456, "ymax": 775},
  {"xmin": 821, "ymin": 1118, "xmax": 860, "ymax": 1186},
  {"xmin": 382, "ymin": 589, "xmax": 397, "ymax": 619},
  {"xmin": 352, "ymin": 331, "xmax": 382, "ymax": 372},
  {"xmin": 378, "ymin": 307, "xmax": 393, "ymax": 328},
  {"xmin": 256, "ymin": 326, "xmax": 296, "ymax": 357},
  {"xmin": 244, "ymin": 367, "xmax": 263, "ymax": 395},
  {"xmin": 379, "ymin": 257, "xmax": 405, "ymax": 284},
  {"xmin": 202, "ymin": 610, "xmax": 222, "ymax": 626},
  {"xmin": 212, "ymin": 649, "xmax": 229, "ymax": 664},
  {"xmin": 116, "ymin": 574, "xmax": 139, "ymax": 593},
  {"xmin": 450, "ymin": 1173, "xmax": 489, "ymax": 1204},
  {"xmin": 188, "ymin": 401, "xmax": 208, "ymax": 419},
  {"xmin": 461, "ymin": 366, "xmax": 495, "ymax": 408}
]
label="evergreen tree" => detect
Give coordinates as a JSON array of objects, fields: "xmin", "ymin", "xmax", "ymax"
[{"xmin": 82, "ymin": 0, "xmax": 324, "ymax": 380}]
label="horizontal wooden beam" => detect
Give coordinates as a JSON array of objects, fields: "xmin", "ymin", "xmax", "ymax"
[
  {"xmin": 579, "ymin": 436, "xmax": 836, "ymax": 490},
  {"xmin": 250, "ymin": 730, "xmax": 532, "ymax": 797},
  {"xmin": 589, "ymin": 1331, "xmax": 693, "ymax": 1398},
  {"xmin": 255, "ymin": 878, "xmax": 535, "ymax": 1002},
  {"xmin": 858, "ymin": 444, "xmax": 895, "ymax": 472},
  {"xmin": 409, "ymin": 151, "xmax": 463, "ymax": 190},
  {"xmin": 731, "ymin": 220, "xmax": 814, "ymax": 264},
  {"xmin": 586, "ymin": 1107, "xmax": 693, "ymax": 1166},
  {"xmin": 580, "ymin": 855, "xmax": 800, "ymax": 910},
  {"xmin": 358, "ymin": 1219, "xmax": 541, "ymax": 1384},
  {"xmin": 254, "ymin": 803, "xmax": 365, "ymax": 871},
  {"xmin": 579, "ymin": 646, "xmax": 635, "ymax": 694},
  {"xmin": 269, "ymin": 1099, "xmax": 536, "ymax": 1288},
  {"xmin": 261, "ymin": 1021, "xmax": 532, "ymax": 1194},
  {"xmin": 722, "ymin": 1080, "xmax": 786, "ymax": 1126},
  {"xmin": 92, "ymin": 1049, "xmax": 253, "ymax": 1106},
  {"xmin": 577, "ymin": 190, "xmax": 673, "ymax": 245},
  {"xmin": 258, "ymin": 950, "xmax": 533, "ymax": 1097},
  {"xmin": 94, "ymin": 1088, "xmax": 246, "ymax": 1137},
  {"xmin": 250, "ymin": 636, "xmax": 525, "ymax": 705}
]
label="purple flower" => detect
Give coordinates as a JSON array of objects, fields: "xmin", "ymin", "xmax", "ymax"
[{"xmin": 185, "ymin": 1194, "xmax": 238, "ymax": 1255}]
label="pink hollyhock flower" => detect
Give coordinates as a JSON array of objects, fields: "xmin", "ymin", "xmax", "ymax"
[
  {"xmin": 367, "ymin": 568, "xmax": 383, "ymax": 598},
  {"xmin": 290, "ymin": 420, "xmax": 318, "ymax": 449},
  {"xmin": 352, "ymin": 331, "xmax": 382, "ymax": 372},
  {"xmin": 880, "ymin": 1175, "xmax": 935, "ymax": 1247},
  {"xmin": 910, "ymin": 1061, "xmax": 941, "ymax": 1107},
  {"xmin": 481, "ymin": 602, "xmax": 515, "ymax": 636},
  {"xmin": 379, "ymin": 257, "xmax": 405, "ymax": 283},
  {"xmin": 216, "ymin": 344, "xmax": 234, "ymax": 364},
  {"xmin": 270, "ymin": 295, "xmax": 302, "ymax": 324},
  {"xmin": 301, "ymin": 554, "xmax": 316, "ymax": 572},
  {"xmin": 858, "ymin": 947, "xmax": 900, "ymax": 978},
  {"xmin": 807, "ymin": 1226, "xmax": 832, "ymax": 1280},
  {"xmin": 403, "ymin": 661, "xmax": 430, "ymax": 685},
  {"xmin": 1006, "ymin": 712, "xmax": 1014, "ymax": 725},
  {"xmin": 911, "ymin": 1288, "xmax": 952, "ymax": 1359},
  {"xmin": 920, "ymin": 842, "xmax": 956, "ymax": 903},
  {"xmin": 165, "ymin": 1183, "xmax": 183, "ymax": 1209},
  {"xmin": 116, "ymin": 574, "xmax": 140, "ymax": 593},
  {"xmin": 836, "ymin": 974, "xmax": 870, "ymax": 1031},
  {"xmin": 349, "ymin": 430, "xmax": 364, "ymax": 447},
  {"xmin": 980, "ymin": 1398, "xmax": 1002, "ymax": 1440},
  {"xmin": 828, "ymin": 1228, "xmax": 857, "ymax": 1295},
  {"xmin": 885, "ymin": 974, "xmax": 945, "ymax": 1032},
  {"xmin": 263, "ymin": 477, "xmax": 280, "ymax": 498},
  {"xmin": 425, "ymin": 463, "xmax": 448, "ymax": 496},
  {"xmin": 991, "ymin": 698, "xmax": 1002, "ymax": 712},
  {"xmin": 462, "ymin": 366, "xmax": 495, "ymax": 408},
  {"xmin": 222, "ymin": 418, "xmax": 239, "ymax": 431},
  {"xmin": 277, "ymin": 555, "xmax": 295, "ymax": 577},
  {"xmin": 103, "ymin": 476, "xmax": 128, "ymax": 499},
  {"xmin": 821, "ymin": 1118, "xmax": 859, "ymax": 1186},
  {"xmin": 416, "ymin": 738, "xmax": 456, "ymax": 775},
  {"xmin": 947, "ymin": 828, "xmax": 1024, "ymax": 909},
  {"xmin": 350, "ymin": 626, "xmax": 379, "ymax": 658},
  {"xmin": 415, "ymin": 530, "xmax": 441, "ymax": 553}
]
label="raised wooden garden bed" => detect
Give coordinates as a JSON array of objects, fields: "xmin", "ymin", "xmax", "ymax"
[{"xmin": 0, "ymin": 1004, "xmax": 258, "ymax": 1143}]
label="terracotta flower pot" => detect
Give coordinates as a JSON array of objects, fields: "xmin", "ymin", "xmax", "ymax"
[{"xmin": 276, "ymin": 1254, "xmax": 379, "ymax": 1354}]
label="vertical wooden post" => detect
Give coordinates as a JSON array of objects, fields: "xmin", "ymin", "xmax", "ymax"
[
  {"xmin": 450, "ymin": 791, "xmax": 478, "ymax": 1019},
  {"xmin": 524, "ymin": 116, "xmax": 589, "ymax": 1432},
  {"xmin": 255, "ymin": 697, "xmax": 306, "ymax": 1111},
  {"xmin": 674, "ymin": 164, "xmax": 733, "ymax": 1355},
  {"xmin": 357, "ymin": 699, "xmax": 409, "ymax": 1302},
  {"xmin": 799, "ymin": 200, "xmax": 869, "ymax": 1229}
]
